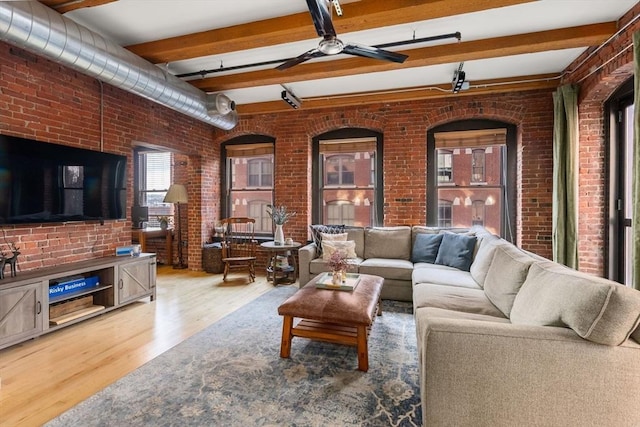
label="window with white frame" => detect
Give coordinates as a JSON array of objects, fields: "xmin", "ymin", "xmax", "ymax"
[
  {"xmin": 327, "ymin": 201, "xmax": 355, "ymax": 225},
  {"xmin": 438, "ymin": 150, "xmax": 453, "ymax": 183},
  {"xmin": 135, "ymin": 150, "xmax": 172, "ymax": 227},
  {"xmin": 438, "ymin": 200, "xmax": 453, "ymax": 227}
]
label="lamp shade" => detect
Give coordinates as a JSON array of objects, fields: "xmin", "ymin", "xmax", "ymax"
[{"xmin": 163, "ymin": 184, "xmax": 188, "ymax": 204}]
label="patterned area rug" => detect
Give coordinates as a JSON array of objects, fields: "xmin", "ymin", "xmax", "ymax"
[{"xmin": 46, "ymin": 286, "xmax": 421, "ymax": 426}]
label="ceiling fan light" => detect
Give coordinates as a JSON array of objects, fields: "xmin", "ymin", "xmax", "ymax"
[{"xmin": 318, "ymin": 37, "xmax": 344, "ymax": 55}]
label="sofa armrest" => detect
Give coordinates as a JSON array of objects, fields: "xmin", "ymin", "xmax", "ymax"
[
  {"xmin": 298, "ymin": 242, "xmax": 318, "ymax": 287},
  {"xmin": 415, "ymin": 313, "xmax": 640, "ymax": 426}
]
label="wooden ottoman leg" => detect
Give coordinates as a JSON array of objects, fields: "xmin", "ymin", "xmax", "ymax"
[
  {"xmin": 356, "ymin": 325, "xmax": 368, "ymax": 372},
  {"xmin": 280, "ymin": 315, "xmax": 293, "ymax": 358}
]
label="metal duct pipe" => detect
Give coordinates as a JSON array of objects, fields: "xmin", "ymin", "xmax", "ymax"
[{"xmin": 0, "ymin": 1, "xmax": 237, "ymax": 130}]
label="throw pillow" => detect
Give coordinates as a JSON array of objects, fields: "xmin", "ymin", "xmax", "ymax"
[
  {"xmin": 483, "ymin": 244, "xmax": 533, "ymax": 317},
  {"xmin": 411, "ymin": 233, "xmax": 443, "ymax": 263},
  {"xmin": 434, "ymin": 233, "xmax": 477, "ymax": 271},
  {"xmin": 321, "ymin": 240, "xmax": 357, "ymax": 261},
  {"xmin": 309, "ymin": 224, "xmax": 345, "ymax": 256}
]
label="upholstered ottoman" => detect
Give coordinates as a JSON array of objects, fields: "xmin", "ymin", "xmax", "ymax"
[{"xmin": 277, "ymin": 273, "xmax": 383, "ymax": 371}]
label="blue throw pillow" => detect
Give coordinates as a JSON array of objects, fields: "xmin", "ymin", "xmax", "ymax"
[
  {"xmin": 435, "ymin": 233, "xmax": 477, "ymax": 271},
  {"xmin": 411, "ymin": 233, "xmax": 443, "ymax": 263}
]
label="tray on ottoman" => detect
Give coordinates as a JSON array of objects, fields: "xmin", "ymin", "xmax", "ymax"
[{"xmin": 277, "ymin": 273, "xmax": 383, "ymax": 372}]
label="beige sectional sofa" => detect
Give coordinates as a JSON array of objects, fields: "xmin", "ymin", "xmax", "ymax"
[
  {"xmin": 300, "ymin": 224, "xmax": 640, "ymax": 425},
  {"xmin": 414, "ymin": 226, "xmax": 640, "ymax": 426}
]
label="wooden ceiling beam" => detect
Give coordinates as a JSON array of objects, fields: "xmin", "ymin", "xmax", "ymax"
[
  {"xmin": 39, "ymin": 0, "xmax": 118, "ymax": 14},
  {"xmin": 190, "ymin": 22, "xmax": 616, "ymax": 92},
  {"xmin": 125, "ymin": 0, "xmax": 535, "ymax": 64},
  {"xmin": 236, "ymin": 73, "xmax": 560, "ymax": 115}
]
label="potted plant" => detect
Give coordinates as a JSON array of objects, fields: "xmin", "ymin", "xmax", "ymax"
[{"xmin": 266, "ymin": 205, "xmax": 296, "ymax": 245}]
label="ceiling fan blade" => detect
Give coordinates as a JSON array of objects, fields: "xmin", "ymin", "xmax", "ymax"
[
  {"xmin": 342, "ymin": 44, "xmax": 408, "ymax": 64},
  {"xmin": 276, "ymin": 48, "xmax": 324, "ymax": 71},
  {"xmin": 306, "ymin": 0, "xmax": 336, "ymax": 37}
]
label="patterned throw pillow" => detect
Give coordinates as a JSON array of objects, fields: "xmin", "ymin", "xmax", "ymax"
[
  {"xmin": 309, "ymin": 224, "xmax": 346, "ymax": 256},
  {"xmin": 321, "ymin": 240, "xmax": 357, "ymax": 261}
]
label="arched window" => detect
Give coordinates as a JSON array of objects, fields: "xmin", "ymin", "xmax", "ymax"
[
  {"xmin": 222, "ymin": 135, "xmax": 274, "ymax": 236},
  {"xmin": 312, "ymin": 129, "xmax": 383, "ymax": 226},
  {"xmin": 428, "ymin": 120, "xmax": 516, "ymax": 240}
]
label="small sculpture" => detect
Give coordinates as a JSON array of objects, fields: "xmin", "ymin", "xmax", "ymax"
[{"xmin": 0, "ymin": 243, "xmax": 19, "ymax": 279}]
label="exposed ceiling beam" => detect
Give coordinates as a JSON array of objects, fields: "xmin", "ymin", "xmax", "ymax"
[
  {"xmin": 126, "ymin": 0, "xmax": 536, "ymax": 64},
  {"xmin": 237, "ymin": 73, "xmax": 561, "ymax": 115},
  {"xmin": 39, "ymin": 0, "xmax": 118, "ymax": 14},
  {"xmin": 190, "ymin": 22, "xmax": 616, "ymax": 93}
]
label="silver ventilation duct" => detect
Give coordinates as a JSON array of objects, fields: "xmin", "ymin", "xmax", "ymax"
[{"xmin": 0, "ymin": 1, "xmax": 238, "ymax": 130}]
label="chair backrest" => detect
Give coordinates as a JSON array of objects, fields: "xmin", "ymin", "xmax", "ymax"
[{"xmin": 220, "ymin": 217, "xmax": 256, "ymax": 258}]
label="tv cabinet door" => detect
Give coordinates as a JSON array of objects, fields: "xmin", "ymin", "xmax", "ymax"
[
  {"xmin": 117, "ymin": 257, "xmax": 156, "ymax": 305},
  {"xmin": 0, "ymin": 282, "xmax": 44, "ymax": 350}
]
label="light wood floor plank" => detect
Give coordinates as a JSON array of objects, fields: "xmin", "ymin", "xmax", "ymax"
[{"xmin": 0, "ymin": 267, "xmax": 279, "ymax": 427}]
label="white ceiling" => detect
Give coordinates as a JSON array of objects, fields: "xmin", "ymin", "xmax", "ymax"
[{"xmin": 44, "ymin": 0, "xmax": 639, "ymax": 113}]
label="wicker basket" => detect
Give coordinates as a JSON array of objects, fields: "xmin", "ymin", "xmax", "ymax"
[{"xmin": 202, "ymin": 243, "xmax": 223, "ymax": 274}]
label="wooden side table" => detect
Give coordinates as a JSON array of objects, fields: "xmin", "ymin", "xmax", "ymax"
[
  {"xmin": 260, "ymin": 241, "xmax": 302, "ymax": 285},
  {"xmin": 132, "ymin": 227, "xmax": 173, "ymax": 265}
]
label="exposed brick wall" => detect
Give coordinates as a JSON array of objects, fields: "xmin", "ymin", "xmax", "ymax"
[
  {"xmin": 560, "ymin": 1, "xmax": 640, "ymax": 276},
  {"xmin": 2, "ymin": 0, "xmax": 638, "ymax": 278},
  {"xmin": 216, "ymin": 90, "xmax": 556, "ymax": 260},
  {"xmin": 0, "ymin": 42, "xmax": 215, "ymax": 272}
]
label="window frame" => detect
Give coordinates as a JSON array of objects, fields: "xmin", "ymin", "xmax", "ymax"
[
  {"xmin": 312, "ymin": 129, "xmax": 384, "ymax": 226},
  {"xmin": 427, "ymin": 120, "xmax": 517, "ymax": 241},
  {"xmin": 222, "ymin": 135, "xmax": 275, "ymax": 237},
  {"xmin": 471, "ymin": 148, "xmax": 486, "ymax": 183},
  {"xmin": 133, "ymin": 148, "xmax": 173, "ymax": 227}
]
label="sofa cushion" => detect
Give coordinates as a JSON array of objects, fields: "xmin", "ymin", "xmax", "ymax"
[
  {"xmin": 469, "ymin": 234, "xmax": 501, "ymax": 288},
  {"xmin": 411, "ymin": 233, "xmax": 443, "ymax": 264},
  {"xmin": 412, "ymin": 263, "xmax": 481, "ymax": 289},
  {"xmin": 344, "ymin": 226, "xmax": 365, "ymax": 258},
  {"xmin": 511, "ymin": 261, "xmax": 640, "ymax": 346},
  {"xmin": 309, "ymin": 257, "xmax": 361, "ymax": 276},
  {"xmin": 309, "ymin": 224, "xmax": 346, "ymax": 256},
  {"xmin": 359, "ymin": 258, "xmax": 413, "ymax": 281},
  {"xmin": 364, "ymin": 226, "xmax": 412, "ymax": 260},
  {"xmin": 434, "ymin": 233, "xmax": 477, "ymax": 271},
  {"xmin": 321, "ymin": 240, "xmax": 357, "ymax": 260},
  {"xmin": 483, "ymin": 243, "xmax": 534, "ymax": 317},
  {"xmin": 413, "ymin": 283, "xmax": 505, "ymax": 318}
]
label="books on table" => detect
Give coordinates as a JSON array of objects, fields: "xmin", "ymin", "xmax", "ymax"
[{"xmin": 315, "ymin": 272, "xmax": 361, "ymax": 291}]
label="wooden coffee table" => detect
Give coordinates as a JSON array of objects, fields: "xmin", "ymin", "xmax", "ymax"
[{"xmin": 277, "ymin": 273, "xmax": 383, "ymax": 372}]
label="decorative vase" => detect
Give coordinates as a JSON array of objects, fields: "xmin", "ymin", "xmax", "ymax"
[
  {"xmin": 274, "ymin": 224, "xmax": 285, "ymax": 245},
  {"xmin": 332, "ymin": 270, "xmax": 342, "ymax": 286}
]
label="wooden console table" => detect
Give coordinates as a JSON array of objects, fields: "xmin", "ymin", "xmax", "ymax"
[{"xmin": 132, "ymin": 228, "xmax": 172, "ymax": 265}]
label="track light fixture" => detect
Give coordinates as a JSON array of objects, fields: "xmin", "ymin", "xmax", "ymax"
[
  {"xmin": 452, "ymin": 62, "xmax": 470, "ymax": 93},
  {"xmin": 281, "ymin": 87, "xmax": 302, "ymax": 109}
]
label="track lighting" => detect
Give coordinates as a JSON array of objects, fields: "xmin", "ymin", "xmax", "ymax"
[
  {"xmin": 452, "ymin": 62, "xmax": 470, "ymax": 93},
  {"xmin": 281, "ymin": 88, "xmax": 302, "ymax": 109}
]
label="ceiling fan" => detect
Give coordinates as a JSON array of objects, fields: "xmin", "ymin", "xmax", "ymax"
[{"xmin": 276, "ymin": 0, "xmax": 408, "ymax": 71}]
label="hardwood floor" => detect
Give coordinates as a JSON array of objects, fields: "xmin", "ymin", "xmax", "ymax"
[{"xmin": 0, "ymin": 267, "xmax": 278, "ymax": 427}]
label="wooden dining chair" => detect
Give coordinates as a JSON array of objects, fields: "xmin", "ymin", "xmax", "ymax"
[{"xmin": 220, "ymin": 217, "xmax": 257, "ymax": 282}]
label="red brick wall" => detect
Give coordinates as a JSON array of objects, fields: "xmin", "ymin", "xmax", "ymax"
[
  {"xmin": 0, "ymin": 42, "xmax": 216, "ymax": 272},
  {"xmin": 3, "ymin": 0, "xmax": 638, "ymax": 277},
  {"xmin": 560, "ymin": 2, "xmax": 640, "ymax": 275},
  {"xmin": 217, "ymin": 91, "xmax": 556, "ymax": 259}
]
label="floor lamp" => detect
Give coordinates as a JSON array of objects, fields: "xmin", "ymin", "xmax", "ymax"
[{"xmin": 164, "ymin": 184, "xmax": 188, "ymax": 269}]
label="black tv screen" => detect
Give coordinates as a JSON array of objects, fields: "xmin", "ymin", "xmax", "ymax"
[{"xmin": 0, "ymin": 135, "xmax": 127, "ymax": 224}]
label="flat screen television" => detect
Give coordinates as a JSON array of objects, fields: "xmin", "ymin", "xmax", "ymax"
[{"xmin": 0, "ymin": 134, "xmax": 127, "ymax": 224}]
